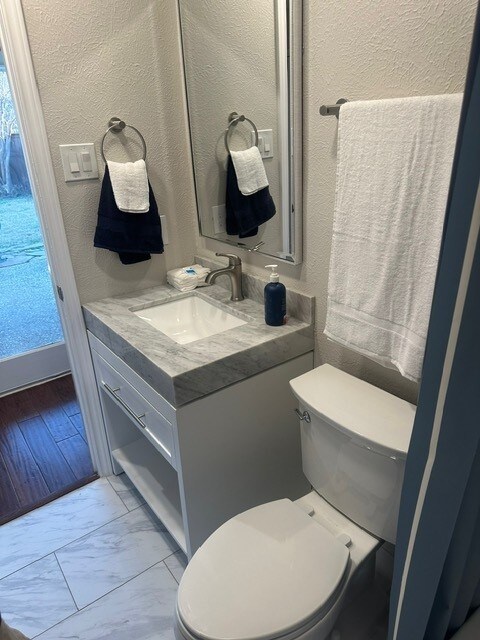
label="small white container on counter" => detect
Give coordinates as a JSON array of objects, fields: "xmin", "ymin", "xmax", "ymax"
[{"xmin": 167, "ymin": 264, "xmax": 210, "ymax": 292}]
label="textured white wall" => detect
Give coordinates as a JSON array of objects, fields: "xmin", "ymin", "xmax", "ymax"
[
  {"xmin": 21, "ymin": 0, "xmax": 197, "ymax": 304},
  {"xmin": 197, "ymin": 0, "xmax": 478, "ymax": 403}
]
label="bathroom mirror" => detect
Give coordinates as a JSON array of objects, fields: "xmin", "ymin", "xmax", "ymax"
[{"xmin": 178, "ymin": 0, "xmax": 303, "ymax": 263}]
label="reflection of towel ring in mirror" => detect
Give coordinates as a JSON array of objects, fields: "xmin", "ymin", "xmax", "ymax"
[
  {"xmin": 101, "ymin": 117, "xmax": 147, "ymax": 163},
  {"xmin": 224, "ymin": 112, "xmax": 259, "ymax": 154}
]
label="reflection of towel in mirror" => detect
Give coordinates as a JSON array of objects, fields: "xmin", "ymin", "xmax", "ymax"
[
  {"xmin": 94, "ymin": 166, "xmax": 164, "ymax": 265},
  {"xmin": 225, "ymin": 156, "xmax": 276, "ymax": 238},
  {"xmin": 230, "ymin": 147, "xmax": 269, "ymax": 195}
]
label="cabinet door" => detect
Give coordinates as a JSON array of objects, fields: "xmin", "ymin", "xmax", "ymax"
[{"xmin": 176, "ymin": 353, "xmax": 313, "ymax": 554}]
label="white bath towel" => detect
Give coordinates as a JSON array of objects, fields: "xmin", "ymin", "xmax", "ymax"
[
  {"xmin": 230, "ymin": 146, "xmax": 269, "ymax": 195},
  {"xmin": 325, "ymin": 94, "xmax": 462, "ymax": 382},
  {"xmin": 107, "ymin": 159, "xmax": 149, "ymax": 213}
]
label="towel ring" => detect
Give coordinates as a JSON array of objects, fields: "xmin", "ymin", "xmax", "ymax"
[
  {"xmin": 224, "ymin": 112, "xmax": 259, "ymax": 155},
  {"xmin": 100, "ymin": 117, "xmax": 147, "ymax": 163}
]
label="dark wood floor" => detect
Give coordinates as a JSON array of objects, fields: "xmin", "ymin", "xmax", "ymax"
[{"xmin": 0, "ymin": 375, "xmax": 97, "ymax": 525}]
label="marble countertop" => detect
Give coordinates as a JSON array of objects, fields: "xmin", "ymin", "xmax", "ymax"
[{"xmin": 83, "ymin": 284, "xmax": 314, "ymax": 407}]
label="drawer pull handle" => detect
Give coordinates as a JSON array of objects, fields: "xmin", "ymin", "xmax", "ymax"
[
  {"xmin": 102, "ymin": 381, "xmax": 146, "ymax": 428},
  {"xmin": 294, "ymin": 408, "xmax": 311, "ymax": 423}
]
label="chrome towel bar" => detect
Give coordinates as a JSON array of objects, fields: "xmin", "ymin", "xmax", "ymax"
[
  {"xmin": 224, "ymin": 112, "xmax": 259, "ymax": 154},
  {"xmin": 100, "ymin": 117, "xmax": 147, "ymax": 163},
  {"xmin": 319, "ymin": 98, "xmax": 349, "ymax": 118}
]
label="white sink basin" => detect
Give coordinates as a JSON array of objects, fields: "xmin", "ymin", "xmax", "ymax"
[{"xmin": 133, "ymin": 295, "xmax": 247, "ymax": 345}]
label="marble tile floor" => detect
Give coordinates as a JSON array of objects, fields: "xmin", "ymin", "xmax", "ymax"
[
  {"xmin": 0, "ymin": 473, "xmax": 388, "ymax": 640},
  {"xmin": 0, "ymin": 475, "xmax": 187, "ymax": 639}
]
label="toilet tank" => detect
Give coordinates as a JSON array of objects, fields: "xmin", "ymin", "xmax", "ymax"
[{"xmin": 290, "ymin": 365, "xmax": 416, "ymax": 544}]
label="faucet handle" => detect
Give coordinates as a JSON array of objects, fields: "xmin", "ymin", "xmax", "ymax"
[{"xmin": 215, "ymin": 252, "xmax": 242, "ymax": 266}]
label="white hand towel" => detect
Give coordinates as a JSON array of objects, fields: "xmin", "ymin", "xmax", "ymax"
[
  {"xmin": 107, "ymin": 159, "xmax": 149, "ymax": 213},
  {"xmin": 325, "ymin": 94, "xmax": 462, "ymax": 382},
  {"xmin": 230, "ymin": 146, "xmax": 269, "ymax": 195}
]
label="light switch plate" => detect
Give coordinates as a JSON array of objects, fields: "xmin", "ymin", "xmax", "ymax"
[
  {"xmin": 252, "ymin": 129, "xmax": 273, "ymax": 159},
  {"xmin": 59, "ymin": 143, "xmax": 99, "ymax": 182}
]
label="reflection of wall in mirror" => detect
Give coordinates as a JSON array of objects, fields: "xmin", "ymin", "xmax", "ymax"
[{"xmin": 180, "ymin": 0, "xmax": 284, "ymax": 255}]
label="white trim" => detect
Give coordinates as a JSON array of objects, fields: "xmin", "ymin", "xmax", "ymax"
[
  {"xmin": 275, "ymin": 0, "xmax": 290, "ymax": 257},
  {"xmin": 392, "ymin": 178, "xmax": 480, "ymax": 639},
  {"xmin": 289, "ymin": 0, "xmax": 303, "ymax": 265},
  {"xmin": 0, "ymin": 0, "xmax": 112, "ymax": 475},
  {"xmin": 0, "ymin": 342, "xmax": 70, "ymax": 395}
]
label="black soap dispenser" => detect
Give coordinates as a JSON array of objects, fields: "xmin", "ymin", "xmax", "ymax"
[{"xmin": 264, "ymin": 265, "xmax": 286, "ymax": 326}]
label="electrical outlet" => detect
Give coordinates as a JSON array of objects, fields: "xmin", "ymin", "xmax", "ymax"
[
  {"xmin": 212, "ymin": 204, "xmax": 226, "ymax": 235},
  {"xmin": 160, "ymin": 215, "xmax": 169, "ymax": 245}
]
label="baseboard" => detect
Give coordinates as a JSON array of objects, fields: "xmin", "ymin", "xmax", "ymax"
[{"xmin": 0, "ymin": 342, "xmax": 70, "ymax": 395}]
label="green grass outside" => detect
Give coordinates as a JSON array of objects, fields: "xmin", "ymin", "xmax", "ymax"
[{"xmin": 0, "ymin": 195, "xmax": 64, "ymax": 359}]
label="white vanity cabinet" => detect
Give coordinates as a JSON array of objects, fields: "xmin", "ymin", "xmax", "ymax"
[{"xmin": 88, "ymin": 332, "xmax": 312, "ymax": 558}]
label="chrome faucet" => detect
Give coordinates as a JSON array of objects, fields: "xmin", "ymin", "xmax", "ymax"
[{"xmin": 205, "ymin": 253, "xmax": 244, "ymax": 301}]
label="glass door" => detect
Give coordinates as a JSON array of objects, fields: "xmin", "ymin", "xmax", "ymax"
[{"xmin": 0, "ymin": 51, "xmax": 69, "ymax": 394}]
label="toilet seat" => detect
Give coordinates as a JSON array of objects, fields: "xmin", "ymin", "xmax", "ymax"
[{"xmin": 177, "ymin": 499, "xmax": 351, "ymax": 640}]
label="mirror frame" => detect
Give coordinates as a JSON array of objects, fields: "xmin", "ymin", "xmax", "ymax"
[{"xmin": 177, "ymin": 0, "xmax": 303, "ymax": 265}]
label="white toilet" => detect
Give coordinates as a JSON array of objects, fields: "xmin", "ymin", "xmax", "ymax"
[{"xmin": 174, "ymin": 364, "xmax": 416, "ymax": 640}]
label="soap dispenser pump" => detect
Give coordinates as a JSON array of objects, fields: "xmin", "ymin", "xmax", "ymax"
[{"xmin": 264, "ymin": 265, "xmax": 286, "ymax": 326}]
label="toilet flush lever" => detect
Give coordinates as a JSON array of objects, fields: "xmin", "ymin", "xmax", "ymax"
[{"xmin": 294, "ymin": 409, "xmax": 311, "ymax": 423}]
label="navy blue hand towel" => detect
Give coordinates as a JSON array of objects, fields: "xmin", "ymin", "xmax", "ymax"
[
  {"xmin": 94, "ymin": 166, "xmax": 164, "ymax": 265},
  {"xmin": 225, "ymin": 156, "xmax": 276, "ymax": 238}
]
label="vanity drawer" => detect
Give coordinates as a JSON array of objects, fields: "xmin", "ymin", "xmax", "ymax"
[
  {"xmin": 94, "ymin": 353, "xmax": 176, "ymax": 469},
  {"xmin": 87, "ymin": 332, "xmax": 176, "ymax": 424}
]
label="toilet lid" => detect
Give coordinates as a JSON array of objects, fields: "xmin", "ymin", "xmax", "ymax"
[{"xmin": 177, "ymin": 499, "xmax": 350, "ymax": 640}]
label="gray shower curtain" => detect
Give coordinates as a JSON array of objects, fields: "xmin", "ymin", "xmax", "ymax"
[{"xmin": 388, "ymin": 4, "xmax": 480, "ymax": 639}]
